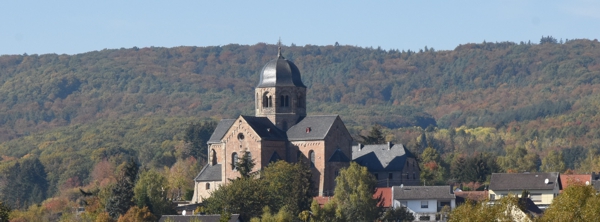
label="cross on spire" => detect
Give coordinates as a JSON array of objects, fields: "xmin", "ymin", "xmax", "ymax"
[{"xmin": 277, "ymin": 38, "xmax": 284, "ymax": 59}]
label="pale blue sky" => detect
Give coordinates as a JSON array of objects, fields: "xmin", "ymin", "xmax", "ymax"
[{"xmin": 1, "ymin": 1, "xmax": 599, "ymax": 55}]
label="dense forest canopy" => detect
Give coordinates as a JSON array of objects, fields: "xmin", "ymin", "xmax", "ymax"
[{"xmin": 2, "ymin": 37, "xmax": 600, "ymax": 212}]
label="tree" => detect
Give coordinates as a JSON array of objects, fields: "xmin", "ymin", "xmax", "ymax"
[
  {"xmin": 0, "ymin": 201, "xmax": 10, "ymax": 222},
  {"xmin": 203, "ymin": 178, "xmax": 270, "ymax": 221},
  {"xmin": 134, "ymin": 169, "xmax": 173, "ymax": 217},
  {"xmin": 360, "ymin": 125, "xmax": 386, "ymax": 144},
  {"xmin": 331, "ymin": 162, "xmax": 379, "ymax": 222},
  {"xmin": 541, "ymin": 150, "xmax": 566, "ymax": 173},
  {"xmin": 379, "ymin": 207, "xmax": 414, "ymax": 222},
  {"xmin": 117, "ymin": 206, "xmax": 157, "ymax": 222},
  {"xmin": 540, "ymin": 183, "xmax": 600, "ymax": 221},
  {"xmin": 419, "ymin": 147, "xmax": 446, "ymax": 185},
  {"xmin": 183, "ymin": 121, "xmax": 217, "ymax": 161},
  {"xmin": 0, "ymin": 158, "xmax": 48, "ymax": 210},
  {"xmin": 234, "ymin": 151, "xmax": 256, "ymax": 179},
  {"xmin": 261, "ymin": 161, "xmax": 313, "ymax": 217},
  {"xmin": 106, "ymin": 158, "xmax": 139, "ymax": 219},
  {"xmin": 449, "ymin": 197, "xmax": 528, "ymax": 221}
]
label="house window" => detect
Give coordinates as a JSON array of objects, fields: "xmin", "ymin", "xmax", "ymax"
[
  {"xmin": 419, "ymin": 216, "xmax": 431, "ymax": 221},
  {"xmin": 421, "ymin": 201, "xmax": 428, "ymax": 208},
  {"xmin": 335, "ymin": 170, "xmax": 340, "ymax": 177},
  {"xmin": 205, "ymin": 183, "xmax": 210, "ymax": 190},
  {"xmin": 388, "ymin": 173, "xmax": 393, "ymax": 180},
  {"xmin": 232, "ymin": 152, "xmax": 238, "ymax": 171},
  {"xmin": 531, "ymin": 193, "xmax": 542, "ymax": 202},
  {"xmin": 490, "ymin": 194, "xmax": 495, "ymax": 200},
  {"xmin": 374, "ymin": 173, "xmax": 379, "ymax": 179},
  {"xmin": 400, "ymin": 201, "xmax": 407, "ymax": 207},
  {"xmin": 309, "ymin": 150, "xmax": 315, "ymax": 168},
  {"xmin": 413, "ymin": 173, "xmax": 416, "ymax": 179}
]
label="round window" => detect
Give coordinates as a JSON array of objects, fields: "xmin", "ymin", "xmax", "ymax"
[{"xmin": 238, "ymin": 133, "xmax": 245, "ymax": 141}]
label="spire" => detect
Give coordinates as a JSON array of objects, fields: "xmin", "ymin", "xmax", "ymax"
[{"xmin": 277, "ymin": 38, "xmax": 284, "ymax": 59}]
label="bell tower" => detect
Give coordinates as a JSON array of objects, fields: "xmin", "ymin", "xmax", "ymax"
[{"xmin": 255, "ymin": 45, "xmax": 306, "ymax": 131}]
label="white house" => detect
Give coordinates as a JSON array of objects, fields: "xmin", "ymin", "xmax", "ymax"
[
  {"xmin": 392, "ymin": 185, "xmax": 456, "ymax": 221},
  {"xmin": 489, "ymin": 172, "xmax": 561, "ymax": 209}
]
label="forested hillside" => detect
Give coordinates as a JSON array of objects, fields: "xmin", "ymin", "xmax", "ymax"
[{"xmin": 2, "ymin": 38, "xmax": 600, "ymax": 214}]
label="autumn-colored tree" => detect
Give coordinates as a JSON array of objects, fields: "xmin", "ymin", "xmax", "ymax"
[{"xmin": 117, "ymin": 206, "xmax": 157, "ymax": 222}]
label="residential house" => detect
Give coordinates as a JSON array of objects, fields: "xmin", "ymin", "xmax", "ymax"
[
  {"xmin": 560, "ymin": 174, "xmax": 591, "ymax": 193},
  {"xmin": 392, "ymin": 186, "xmax": 456, "ymax": 221},
  {"xmin": 489, "ymin": 172, "xmax": 561, "ymax": 209},
  {"xmin": 352, "ymin": 142, "xmax": 420, "ymax": 187}
]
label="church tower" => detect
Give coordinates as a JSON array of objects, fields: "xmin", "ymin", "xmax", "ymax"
[{"xmin": 255, "ymin": 46, "xmax": 307, "ymax": 130}]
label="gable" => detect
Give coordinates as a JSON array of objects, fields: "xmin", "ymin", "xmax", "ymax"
[{"xmin": 352, "ymin": 143, "xmax": 413, "ymax": 171}]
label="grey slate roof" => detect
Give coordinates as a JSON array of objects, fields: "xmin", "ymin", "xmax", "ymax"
[
  {"xmin": 489, "ymin": 172, "xmax": 561, "ymax": 191},
  {"xmin": 194, "ymin": 164, "xmax": 222, "ymax": 182},
  {"xmin": 159, "ymin": 214, "xmax": 240, "ymax": 222},
  {"xmin": 256, "ymin": 53, "xmax": 306, "ymax": 88},
  {"xmin": 207, "ymin": 119, "xmax": 235, "ymax": 144},
  {"xmin": 393, "ymin": 186, "xmax": 455, "ymax": 200},
  {"xmin": 287, "ymin": 115, "xmax": 339, "ymax": 141},
  {"xmin": 352, "ymin": 143, "xmax": 415, "ymax": 172},
  {"xmin": 241, "ymin": 116, "xmax": 287, "ymax": 140},
  {"xmin": 328, "ymin": 149, "xmax": 350, "ymax": 162}
]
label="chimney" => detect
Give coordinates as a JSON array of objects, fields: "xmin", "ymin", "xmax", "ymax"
[{"xmin": 387, "ymin": 142, "xmax": 392, "ymax": 150}]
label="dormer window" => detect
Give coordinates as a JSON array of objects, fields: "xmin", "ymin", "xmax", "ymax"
[{"xmin": 306, "ymin": 127, "xmax": 311, "ymax": 133}]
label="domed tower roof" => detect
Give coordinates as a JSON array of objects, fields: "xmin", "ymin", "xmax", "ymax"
[{"xmin": 256, "ymin": 47, "xmax": 306, "ymax": 88}]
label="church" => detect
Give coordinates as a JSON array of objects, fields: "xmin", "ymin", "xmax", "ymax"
[{"xmin": 191, "ymin": 47, "xmax": 419, "ymax": 203}]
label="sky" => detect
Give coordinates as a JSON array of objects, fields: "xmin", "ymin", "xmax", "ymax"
[{"xmin": 1, "ymin": 0, "xmax": 599, "ymax": 55}]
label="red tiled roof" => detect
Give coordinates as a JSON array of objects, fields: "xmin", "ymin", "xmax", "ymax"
[
  {"xmin": 374, "ymin": 187, "xmax": 393, "ymax": 207},
  {"xmin": 313, "ymin": 196, "xmax": 332, "ymax": 207},
  {"xmin": 454, "ymin": 191, "xmax": 489, "ymax": 202},
  {"xmin": 560, "ymin": 174, "xmax": 591, "ymax": 192}
]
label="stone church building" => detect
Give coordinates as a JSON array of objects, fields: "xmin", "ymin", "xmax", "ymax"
[{"xmin": 191, "ymin": 48, "xmax": 419, "ymax": 203}]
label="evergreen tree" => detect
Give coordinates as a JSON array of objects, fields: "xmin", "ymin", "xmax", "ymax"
[
  {"xmin": 0, "ymin": 201, "xmax": 10, "ymax": 222},
  {"xmin": 0, "ymin": 158, "xmax": 48, "ymax": 209},
  {"xmin": 184, "ymin": 121, "xmax": 217, "ymax": 161},
  {"xmin": 360, "ymin": 125, "xmax": 386, "ymax": 144},
  {"xmin": 106, "ymin": 158, "xmax": 139, "ymax": 219},
  {"xmin": 234, "ymin": 151, "xmax": 256, "ymax": 179}
]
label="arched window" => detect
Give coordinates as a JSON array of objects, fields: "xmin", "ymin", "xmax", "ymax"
[
  {"xmin": 232, "ymin": 152, "xmax": 238, "ymax": 171},
  {"xmin": 309, "ymin": 150, "xmax": 315, "ymax": 168},
  {"xmin": 297, "ymin": 96, "xmax": 303, "ymax": 108},
  {"xmin": 268, "ymin": 96, "xmax": 273, "ymax": 107},
  {"xmin": 256, "ymin": 93, "xmax": 259, "ymax": 108},
  {"xmin": 247, "ymin": 152, "xmax": 252, "ymax": 162},
  {"xmin": 285, "ymin": 95, "xmax": 289, "ymax": 107},
  {"xmin": 280, "ymin": 95, "xmax": 285, "ymax": 107},
  {"xmin": 211, "ymin": 149, "xmax": 217, "ymax": 165},
  {"xmin": 263, "ymin": 94, "xmax": 268, "ymax": 107},
  {"xmin": 206, "ymin": 183, "xmax": 210, "ymax": 190}
]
